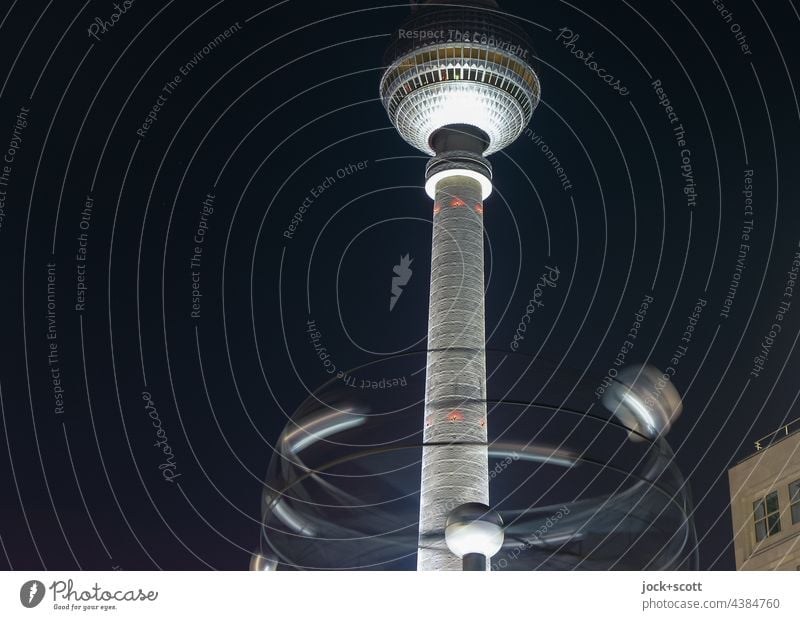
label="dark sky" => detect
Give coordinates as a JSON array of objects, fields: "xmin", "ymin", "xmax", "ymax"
[{"xmin": 0, "ymin": 0, "xmax": 798, "ymax": 570}]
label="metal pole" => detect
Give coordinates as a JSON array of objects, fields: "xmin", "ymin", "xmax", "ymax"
[{"xmin": 462, "ymin": 553, "xmax": 487, "ymax": 571}]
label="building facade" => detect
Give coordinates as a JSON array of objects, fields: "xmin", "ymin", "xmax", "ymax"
[{"xmin": 728, "ymin": 421, "xmax": 800, "ymax": 570}]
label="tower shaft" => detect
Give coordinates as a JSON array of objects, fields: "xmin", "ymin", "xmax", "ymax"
[
  {"xmin": 418, "ymin": 174, "xmax": 489, "ymax": 571},
  {"xmin": 381, "ymin": 0, "xmax": 539, "ymax": 571}
]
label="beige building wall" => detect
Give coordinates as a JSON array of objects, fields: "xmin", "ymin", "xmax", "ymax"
[{"xmin": 728, "ymin": 430, "xmax": 800, "ymax": 570}]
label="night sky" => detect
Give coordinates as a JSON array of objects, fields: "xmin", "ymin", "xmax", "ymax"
[{"xmin": 0, "ymin": 0, "xmax": 799, "ymax": 571}]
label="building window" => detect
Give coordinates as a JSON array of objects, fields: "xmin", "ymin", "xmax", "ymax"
[
  {"xmin": 753, "ymin": 491, "xmax": 781, "ymax": 542},
  {"xmin": 790, "ymin": 480, "xmax": 800, "ymax": 525}
]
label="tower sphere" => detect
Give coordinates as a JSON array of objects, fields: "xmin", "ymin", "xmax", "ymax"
[
  {"xmin": 249, "ymin": 552, "xmax": 278, "ymax": 571},
  {"xmin": 444, "ymin": 503, "xmax": 505, "ymax": 559},
  {"xmin": 380, "ymin": 0, "xmax": 541, "ymax": 156},
  {"xmin": 602, "ymin": 365, "xmax": 684, "ymax": 442}
]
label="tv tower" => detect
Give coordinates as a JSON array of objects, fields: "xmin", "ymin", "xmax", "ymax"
[
  {"xmin": 380, "ymin": 0, "xmax": 540, "ymax": 570},
  {"xmin": 256, "ymin": 3, "xmax": 695, "ymax": 572}
]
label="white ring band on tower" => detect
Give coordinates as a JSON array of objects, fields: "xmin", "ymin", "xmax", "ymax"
[{"xmin": 425, "ymin": 168, "xmax": 493, "ymax": 200}]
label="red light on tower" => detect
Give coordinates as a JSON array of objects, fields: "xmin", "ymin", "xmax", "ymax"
[{"xmin": 446, "ymin": 411, "xmax": 465, "ymax": 422}]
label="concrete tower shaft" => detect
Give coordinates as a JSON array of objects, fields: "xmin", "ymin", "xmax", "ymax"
[
  {"xmin": 418, "ymin": 169, "xmax": 490, "ymax": 571},
  {"xmin": 380, "ymin": 0, "xmax": 540, "ymax": 571}
]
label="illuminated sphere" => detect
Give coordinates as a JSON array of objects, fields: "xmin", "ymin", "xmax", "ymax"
[
  {"xmin": 249, "ymin": 552, "xmax": 278, "ymax": 571},
  {"xmin": 380, "ymin": 1, "xmax": 541, "ymax": 155},
  {"xmin": 602, "ymin": 364, "xmax": 684, "ymax": 442},
  {"xmin": 444, "ymin": 503, "xmax": 504, "ymax": 558}
]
